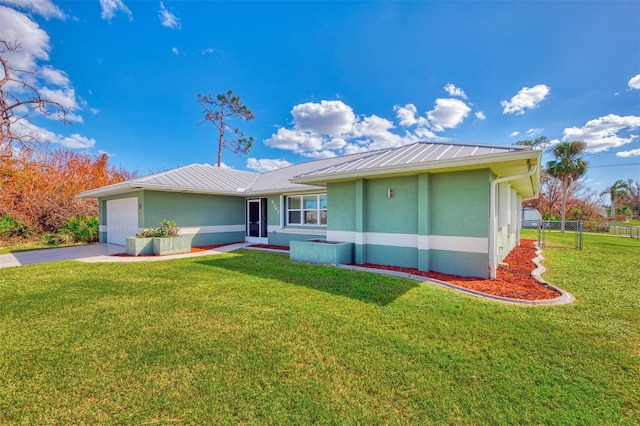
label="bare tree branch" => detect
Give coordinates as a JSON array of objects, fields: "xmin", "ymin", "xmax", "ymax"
[{"xmin": 1, "ymin": 40, "xmax": 69, "ymax": 157}]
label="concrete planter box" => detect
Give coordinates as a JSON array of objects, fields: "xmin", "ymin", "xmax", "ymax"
[
  {"xmin": 126, "ymin": 237, "xmax": 154, "ymax": 256},
  {"xmin": 290, "ymin": 239, "xmax": 354, "ymax": 265},
  {"xmin": 125, "ymin": 236, "xmax": 191, "ymax": 256},
  {"xmin": 152, "ymin": 236, "xmax": 191, "ymax": 255}
]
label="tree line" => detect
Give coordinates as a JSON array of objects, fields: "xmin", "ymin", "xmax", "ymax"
[
  {"xmin": 1, "ymin": 38, "xmax": 253, "ymax": 246},
  {"xmin": 519, "ymin": 138, "xmax": 639, "ymax": 228},
  {"xmin": 1, "ymin": 40, "xmax": 131, "ymax": 243}
]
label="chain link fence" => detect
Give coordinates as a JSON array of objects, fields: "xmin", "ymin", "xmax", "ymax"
[{"xmin": 533, "ymin": 220, "xmax": 640, "ymax": 250}]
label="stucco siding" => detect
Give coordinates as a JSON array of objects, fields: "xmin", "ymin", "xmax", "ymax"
[
  {"xmin": 430, "ymin": 169, "xmax": 490, "ymax": 238},
  {"xmin": 266, "ymin": 195, "xmax": 282, "ymax": 227},
  {"xmin": 268, "ymin": 230, "xmax": 326, "ymax": 247},
  {"xmin": 327, "ymin": 181, "xmax": 356, "ymax": 232},
  {"xmin": 324, "ymin": 170, "xmax": 493, "ymax": 277},
  {"xmin": 364, "ymin": 176, "xmax": 418, "ymax": 234},
  {"xmin": 142, "ymin": 191, "xmax": 244, "ymax": 227},
  {"xmin": 430, "ymin": 250, "xmax": 489, "ymax": 279},
  {"xmin": 187, "ymin": 231, "xmax": 245, "ymax": 246},
  {"xmin": 365, "ymin": 244, "xmax": 418, "ymax": 269},
  {"xmin": 98, "ymin": 190, "xmax": 245, "ymax": 245}
]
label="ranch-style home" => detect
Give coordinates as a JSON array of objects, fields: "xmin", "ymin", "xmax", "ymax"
[{"xmin": 78, "ymin": 142, "xmax": 541, "ymax": 279}]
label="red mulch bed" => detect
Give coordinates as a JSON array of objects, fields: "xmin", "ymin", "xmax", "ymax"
[
  {"xmin": 248, "ymin": 244, "xmax": 290, "ymax": 251},
  {"xmin": 357, "ymin": 239, "xmax": 560, "ymax": 301},
  {"xmin": 111, "ymin": 244, "xmax": 231, "ymax": 257}
]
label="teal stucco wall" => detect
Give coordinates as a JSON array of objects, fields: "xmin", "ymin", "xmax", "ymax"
[
  {"xmin": 325, "ymin": 169, "xmax": 493, "ymax": 278},
  {"xmin": 98, "ymin": 190, "xmax": 245, "ymax": 246}
]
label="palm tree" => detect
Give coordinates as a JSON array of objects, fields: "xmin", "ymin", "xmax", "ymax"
[
  {"xmin": 601, "ymin": 179, "xmax": 629, "ymax": 220},
  {"xmin": 546, "ymin": 141, "xmax": 588, "ymax": 232}
]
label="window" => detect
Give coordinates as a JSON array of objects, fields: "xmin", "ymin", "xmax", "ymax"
[{"xmin": 287, "ymin": 194, "xmax": 327, "ymax": 226}]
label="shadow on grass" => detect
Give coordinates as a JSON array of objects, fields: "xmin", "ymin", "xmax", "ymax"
[{"xmin": 195, "ymin": 249, "xmax": 419, "ymax": 306}]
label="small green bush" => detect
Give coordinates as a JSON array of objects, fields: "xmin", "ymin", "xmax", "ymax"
[
  {"xmin": 0, "ymin": 215, "xmax": 33, "ymax": 240},
  {"xmin": 136, "ymin": 220, "xmax": 180, "ymax": 238},
  {"xmin": 41, "ymin": 232, "xmax": 61, "ymax": 246},
  {"xmin": 58, "ymin": 216, "xmax": 99, "ymax": 243}
]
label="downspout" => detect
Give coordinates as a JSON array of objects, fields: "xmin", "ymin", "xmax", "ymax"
[{"xmin": 489, "ymin": 165, "xmax": 538, "ymax": 279}]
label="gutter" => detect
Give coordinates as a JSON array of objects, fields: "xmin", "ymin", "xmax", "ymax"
[{"xmin": 488, "ymin": 165, "xmax": 538, "ymax": 279}]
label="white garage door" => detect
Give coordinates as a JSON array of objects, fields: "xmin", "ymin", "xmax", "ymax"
[{"xmin": 106, "ymin": 197, "xmax": 139, "ymax": 245}]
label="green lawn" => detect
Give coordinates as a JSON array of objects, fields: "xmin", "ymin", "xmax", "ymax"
[{"xmin": 1, "ymin": 235, "xmax": 638, "ymax": 424}]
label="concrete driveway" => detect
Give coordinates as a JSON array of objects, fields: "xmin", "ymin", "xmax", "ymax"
[
  {"xmin": 0, "ymin": 244, "xmax": 125, "ymax": 268},
  {"xmin": 0, "ymin": 242, "xmax": 250, "ymax": 269}
]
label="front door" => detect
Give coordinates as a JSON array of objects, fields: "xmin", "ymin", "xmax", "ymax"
[{"xmin": 246, "ymin": 198, "xmax": 268, "ymax": 243}]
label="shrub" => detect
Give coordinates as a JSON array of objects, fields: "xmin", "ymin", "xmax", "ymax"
[
  {"xmin": 41, "ymin": 232, "xmax": 61, "ymax": 246},
  {"xmin": 58, "ymin": 216, "xmax": 99, "ymax": 243},
  {"xmin": 136, "ymin": 220, "xmax": 180, "ymax": 238},
  {"xmin": 0, "ymin": 215, "xmax": 33, "ymax": 240}
]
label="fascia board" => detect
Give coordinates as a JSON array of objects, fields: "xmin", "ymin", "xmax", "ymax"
[
  {"xmin": 76, "ymin": 182, "xmax": 134, "ymax": 198},
  {"xmin": 77, "ymin": 182, "xmax": 249, "ymax": 198}
]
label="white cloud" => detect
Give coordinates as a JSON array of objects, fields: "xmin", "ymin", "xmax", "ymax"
[
  {"xmin": 629, "ymin": 74, "xmax": 640, "ymax": 90},
  {"xmin": 526, "ymin": 128, "xmax": 543, "ymax": 137},
  {"xmin": 0, "ymin": 6, "xmax": 51, "ymax": 70},
  {"xmin": 172, "ymin": 46, "xmax": 180, "ymax": 55},
  {"xmin": 0, "ymin": 0, "xmax": 65, "ymax": 20},
  {"xmin": 394, "ymin": 104, "xmax": 427, "ymax": 127},
  {"xmin": 39, "ymin": 87, "xmax": 80, "ymax": 112},
  {"xmin": 100, "ymin": 0, "xmax": 132, "ymax": 22},
  {"xmin": 395, "ymin": 100, "xmax": 471, "ymax": 133},
  {"xmin": 412, "ymin": 126, "xmax": 442, "ymax": 140},
  {"xmin": 246, "ymin": 158, "xmax": 292, "ymax": 172},
  {"xmin": 444, "ymin": 83, "xmax": 467, "ymax": 99},
  {"xmin": 39, "ymin": 65, "xmax": 70, "ymax": 86},
  {"xmin": 616, "ymin": 148, "xmax": 640, "ymax": 158},
  {"xmin": 302, "ymin": 150, "xmax": 337, "ymax": 159},
  {"xmin": 266, "ymin": 99, "xmax": 455, "ymax": 159},
  {"xmin": 563, "ymin": 114, "xmax": 640, "ymax": 153},
  {"xmin": 427, "ymin": 98, "xmax": 471, "ymax": 132},
  {"xmin": 158, "ymin": 2, "xmax": 181, "ymax": 29},
  {"xmin": 264, "ymin": 128, "xmax": 325, "ymax": 152},
  {"xmin": 0, "ymin": 5, "xmax": 94, "ymax": 145},
  {"xmin": 291, "ymin": 100, "xmax": 355, "ymax": 136},
  {"xmin": 350, "ymin": 114, "xmax": 407, "ymax": 150},
  {"xmin": 501, "ymin": 84, "xmax": 550, "ymax": 115},
  {"xmin": 60, "ymin": 134, "xmax": 96, "ymax": 149},
  {"xmin": 509, "ymin": 131, "xmax": 520, "ymax": 137},
  {"xmin": 12, "ymin": 120, "xmax": 95, "ymax": 149},
  {"xmin": 201, "ymin": 48, "xmax": 216, "ymax": 55},
  {"xmin": 475, "ymin": 111, "xmax": 486, "ymax": 120}
]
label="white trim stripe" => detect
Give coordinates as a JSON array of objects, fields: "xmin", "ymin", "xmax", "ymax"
[
  {"xmin": 429, "ymin": 235, "xmax": 487, "ymax": 253},
  {"xmin": 177, "ymin": 225, "xmax": 245, "ymax": 235},
  {"xmin": 326, "ymin": 231, "xmax": 488, "ymax": 254}
]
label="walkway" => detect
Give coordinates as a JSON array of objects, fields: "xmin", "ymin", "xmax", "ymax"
[{"xmin": 0, "ymin": 243, "xmax": 249, "ymax": 269}]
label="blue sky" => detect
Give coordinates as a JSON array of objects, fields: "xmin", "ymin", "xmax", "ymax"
[{"xmin": 1, "ymin": 0, "xmax": 639, "ymax": 194}]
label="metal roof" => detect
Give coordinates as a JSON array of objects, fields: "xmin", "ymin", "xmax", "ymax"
[
  {"xmin": 134, "ymin": 164, "xmax": 259, "ymax": 192},
  {"xmin": 247, "ymin": 150, "xmax": 387, "ymax": 194},
  {"xmin": 292, "ymin": 142, "xmax": 528, "ymax": 180},
  {"xmin": 78, "ymin": 164, "xmax": 259, "ymax": 198},
  {"xmin": 79, "ymin": 142, "xmax": 540, "ymax": 199}
]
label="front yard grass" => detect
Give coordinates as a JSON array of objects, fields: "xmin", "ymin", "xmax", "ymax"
[{"xmin": 1, "ymin": 235, "xmax": 638, "ymax": 424}]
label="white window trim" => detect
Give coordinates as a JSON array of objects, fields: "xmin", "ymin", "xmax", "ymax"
[{"xmin": 286, "ymin": 193, "xmax": 327, "ymax": 227}]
